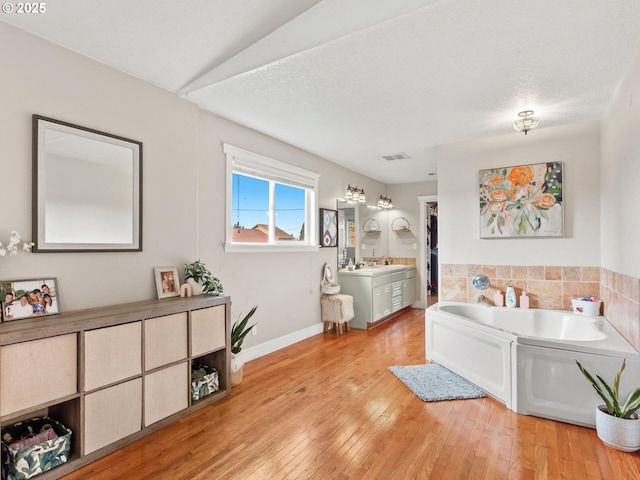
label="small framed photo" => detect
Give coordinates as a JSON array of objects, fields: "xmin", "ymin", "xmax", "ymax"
[
  {"xmin": 320, "ymin": 208, "xmax": 338, "ymax": 247},
  {"xmin": 1, "ymin": 278, "xmax": 61, "ymax": 321},
  {"xmin": 154, "ymin": 267, "xmax": 180, "ymax": 299}
]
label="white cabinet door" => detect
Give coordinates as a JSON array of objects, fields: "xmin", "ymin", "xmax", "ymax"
[
  {"xmin": 373, "ymin": 284, "xmax": 392, "ymax": 320},
  {"xmin": 403, "ymin": 277, "xmax": 416, "ymax": 307}
]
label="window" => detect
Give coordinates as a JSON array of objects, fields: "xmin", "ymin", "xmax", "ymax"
[{"xmin": 224, "ymin": 144, "xmax": 319, "ymax": 252}]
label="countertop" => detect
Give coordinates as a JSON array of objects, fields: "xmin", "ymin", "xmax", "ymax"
[{"xmin": 337, "ymin": 264, "xmax": 415, "ymax": 277}]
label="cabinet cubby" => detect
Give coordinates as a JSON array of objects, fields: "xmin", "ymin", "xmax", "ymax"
[{"xmin": 0, "ymin": 295, "xmax": 230, "ymax": 479}]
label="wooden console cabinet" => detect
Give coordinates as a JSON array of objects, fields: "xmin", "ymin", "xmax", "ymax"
[{"xmin": 0, "ymin": 295, "xmax": 231, "ymax": 479}]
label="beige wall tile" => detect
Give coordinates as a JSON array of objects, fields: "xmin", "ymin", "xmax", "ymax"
[
  {"xmin": 482, "ymin": 265, "xmax": 497, "ymax": 278},
  {"xmin": 512, "ymin": 266, "xmax": 527, "ymax": 280},
  {"xmin": 526, "ymin": 280, "xmax": 563, "ymax": 309},
  {"xmin": 441, "ymin": 264, "xmax": 454, "ymax": 277},
  {"xmin": 496, "ymin": 265, "xmax": 511, "ymax": 279},
  {"xmin": 527, "ymin": 266, "xmax": 544, "ymax": 280},
  {"xmin": 441, "ymin": 277, "xmax": 467, "ymax": 302},
  {"xmin": 561, "ymin": 267, "xmax": 580, "ymax": 281},
  {"xmin": 545, "ymin": 266, "xmax": 561, "ymax": 280},
  {"xmin": 452, "ymin": 264, "xmax": 469, "ymax": 277},
  {"xmin": 580, "ymin": 267, "xmax": 600, "ymax": 282}
]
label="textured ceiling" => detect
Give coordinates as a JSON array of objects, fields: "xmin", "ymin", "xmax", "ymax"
[{"xmin": 3, "ymin": 0, "xmax": 640, "ymax": 183}]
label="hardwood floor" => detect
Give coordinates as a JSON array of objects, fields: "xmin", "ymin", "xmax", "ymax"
[{"xmin": 62, "ymin": 308, "xmax": 639, "ymax": 479}]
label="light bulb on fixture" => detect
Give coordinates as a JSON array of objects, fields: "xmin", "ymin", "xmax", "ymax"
[
  {"xmin": 345, "ymin": 185, "xmax": 353, "ymax": 200},
  {"xmin": 358, "ymin": 188, "xmax": 366, "ymax": 203},
  {"xmin": 377, "ymin": 195, "xmax": 393, "ymax": 209},
  {"xmin": 513, "ymin": 110, "xmax": 539, "ymax": 135}
]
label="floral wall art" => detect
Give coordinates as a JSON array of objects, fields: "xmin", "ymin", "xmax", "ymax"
[{"xmin": 479, "ymin": 162, "xmax": 563, "ymax": 238}]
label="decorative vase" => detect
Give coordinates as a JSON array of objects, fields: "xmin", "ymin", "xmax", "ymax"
[
  {"xmin": 185, "ymin": 278, "xmax": 204, "ymax": 296},
  {"xmin": 595, "ymin": 405, "xmax": 640, "ymax": 452},
  {"xmin": 230, "ymin": 352, "xmax": 244, "ymax": 387}
]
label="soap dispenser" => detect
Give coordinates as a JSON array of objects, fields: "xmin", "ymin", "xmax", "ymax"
[
  {"xmin": 505, "ymin": 286, "xmax": 516, "ymax": 308},
  {"xmin": 494, "ymin": 290, "xmax": 504, "ymax": 307},
  {"xmin": 520, "ymin": 291, "xmax": 530, "ymax": 309}
]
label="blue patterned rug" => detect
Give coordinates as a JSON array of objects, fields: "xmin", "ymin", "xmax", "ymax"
[{"xmin": 388, "ymin": 364, "xmax": 486, "ymax": 402}]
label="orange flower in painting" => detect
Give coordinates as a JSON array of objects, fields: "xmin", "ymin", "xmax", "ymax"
[
  {"xmin": 535, "ymin": 193, "xmax": 556, "ymax": 209},
  {"xmin": 488, "ymin": 202, "xmax": 502, "ymax": 214},
  {"xmin": 508, "ymin": 166, "xmax": 534, "ymax": 186},
  {"xmin": 490, "ymin": 189, "xmax": 507, "ymax": 202}
]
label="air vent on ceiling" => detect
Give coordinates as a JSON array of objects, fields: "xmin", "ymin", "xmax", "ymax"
[{"xmin": 380, "ymin": 152, "xmax": 410, "ymax": 161}]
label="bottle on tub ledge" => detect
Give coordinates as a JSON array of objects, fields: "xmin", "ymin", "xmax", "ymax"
[
  {"xmin": 519, "ymin": 291, "xmax": 530, "ymax": 309},
  {"xmin": 494, "ymin": 289, "xmax": 504, "ymax": 307},
  {"xmin": 505, "ymin": 285, "xmax": 517, "ymax": 308}
]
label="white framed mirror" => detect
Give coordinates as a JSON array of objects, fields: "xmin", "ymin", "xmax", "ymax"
[{"xmin": 33, "ymin": 115, "xmax": 142, "ymax": 252}]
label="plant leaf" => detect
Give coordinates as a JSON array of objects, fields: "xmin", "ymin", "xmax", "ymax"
[
  {"xmin": 613, "ymin": 359, "xmax": 626, "ymax": 400},
  {"xmin": 576, "ymin": 361, "xmax": 615, "ymax": 413},
  {"xmin": 621, "ymin": 388, "xmax": 640, "ymax": 418}
]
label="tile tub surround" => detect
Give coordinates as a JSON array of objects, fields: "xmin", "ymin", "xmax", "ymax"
[{"xmin": 439, "ymin": 264, "xmax": 640, "ymax": 350}]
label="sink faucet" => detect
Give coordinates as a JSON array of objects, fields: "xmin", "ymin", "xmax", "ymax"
[{"xmin": 476, "ymin": 295, "xmax": 485, "ymax": 303}]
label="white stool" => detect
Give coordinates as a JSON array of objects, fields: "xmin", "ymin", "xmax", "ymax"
[{"xmin": 321, "ymin": 294, "xmax": 354, "ymax": 334}]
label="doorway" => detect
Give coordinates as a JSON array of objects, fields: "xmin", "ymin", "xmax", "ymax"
[
  {"xmin": 425, "ymin": 202, "xmax": 438, "ymax": 307},
  {"xmin": 418, "ymin": 195, "xmax": 438, "ymax": 308}
]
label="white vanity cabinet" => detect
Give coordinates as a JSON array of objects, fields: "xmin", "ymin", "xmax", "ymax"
[
  {"xmin": 0, "ymin": 295, "xmax": 230, "ymax": 479},
  {"xmin": 338, "ymin": 266, "xmax": 416, "ymax": 329}
]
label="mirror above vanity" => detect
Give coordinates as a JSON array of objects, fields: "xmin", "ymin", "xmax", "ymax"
[
  {"xmin": 33, "ymin": 115, "xmax": 142, "ymax": 252},
  {"xmin": 337, "ymin": 200, "xmax": 389, "ymax": 267}
]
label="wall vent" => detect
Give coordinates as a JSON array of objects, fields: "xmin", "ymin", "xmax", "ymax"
[{"xmin": 380, "ymin": 152, "xmax": 410, "ymax": 161}]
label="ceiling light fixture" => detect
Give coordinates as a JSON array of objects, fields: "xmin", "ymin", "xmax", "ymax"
[
  {"xmin": 345, "ymin": 185, "xmax": 365, "ymax": 204},
  {"xmin": 513, "ymin": 110, "xmax": 539, "ymax": 135},
  {"xmin": 377, "ymin": 195, "xmax": 393, "ymax": 210}
]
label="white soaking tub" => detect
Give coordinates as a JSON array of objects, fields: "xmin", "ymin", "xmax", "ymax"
[{"xmin": 426, "ymin": 302, "xmax": 640, "ymax": 427}]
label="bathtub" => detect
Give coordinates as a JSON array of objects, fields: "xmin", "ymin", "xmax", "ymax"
[{"xmin": 426, "ymin": 302, "xmax": 640, "ymax": 427}]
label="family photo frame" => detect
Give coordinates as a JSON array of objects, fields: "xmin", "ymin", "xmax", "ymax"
[
  {"xmin": 0, "ymin": 278, "xmax": 61, "ymax": 321},
  {"xmin": 154, "ymin": 267, "xmax": 180, "ymax": 299}
]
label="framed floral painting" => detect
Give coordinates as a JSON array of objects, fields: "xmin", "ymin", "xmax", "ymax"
[{"xmin": 479, "ymin": 162, "xmax": 563, "ymax": 238}]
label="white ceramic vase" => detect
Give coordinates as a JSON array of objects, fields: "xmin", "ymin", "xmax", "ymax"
[
  {"xmin": 185, "ymin": 278, "xmax": 205, "ymax": 296},
  {"xmin": 595, "ymin": 405, "xmax": 640, "ymax": 452},
  {"xmin": 230, "ymin": 352, "xmax": 244, "ymax": 387}
]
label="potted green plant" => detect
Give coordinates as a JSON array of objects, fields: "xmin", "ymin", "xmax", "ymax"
[
  {"xmin": 576, "ymin": 359, "xmax": 640, "ymax": 451},
  {"xmin": 184, "ymin": 260, "xmax": 223, "ymax": 296},
  {"xmin": 230, "ymin": 305, "xmax": 257, "ymax": 387}
]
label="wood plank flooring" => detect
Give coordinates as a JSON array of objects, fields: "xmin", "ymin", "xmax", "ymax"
[{"xmin": 62, "ymin": 308, "xmax": 640, "ymax": 479}]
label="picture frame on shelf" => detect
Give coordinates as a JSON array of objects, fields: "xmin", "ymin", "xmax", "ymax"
[
  {"xmin": 154, "ymin": 267, "xmax": 180, "ymax": 299},
  {"xmin": 319, "ymin": 208, "xmax": 338, "ymax": 247},
  {"xmin": 0, "ymin": 278, "xmax": 61, "ymax": 321}
]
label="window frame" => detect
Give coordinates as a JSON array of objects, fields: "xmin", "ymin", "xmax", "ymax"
[{"xmin": 224, "ymin": 143, "xmax": 320, "ymax": 253}]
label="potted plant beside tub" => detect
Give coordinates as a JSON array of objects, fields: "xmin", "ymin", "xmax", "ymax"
[
  {"xmin": 230, "ymin": 305, "xmax": 258, "ymax": 387},
  {"xmin": 576, "ymin": 359, "xmax": 640, "ymax": 452},
  {"xmin": 184, "ymin": 260, "xmax": 223, "ymax": 296}
]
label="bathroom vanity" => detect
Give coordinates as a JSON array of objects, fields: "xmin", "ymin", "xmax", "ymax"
[{"xmin": 338, "ymin": 265, "xmax": 415, "ymax": 329}]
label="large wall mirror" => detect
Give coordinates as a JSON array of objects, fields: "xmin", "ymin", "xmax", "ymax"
[
  {"xmin": 337, "ymin": 201, "xmax": 389, "ymax": 267},
  {"xmin": 33, "ymin": 115, "xmax": 142, "ymax": 252}
]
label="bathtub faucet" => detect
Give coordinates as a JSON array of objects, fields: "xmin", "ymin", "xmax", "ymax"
[{"xmin": 476, "ymin": 294, "xmax": 485, "ymax": 303}]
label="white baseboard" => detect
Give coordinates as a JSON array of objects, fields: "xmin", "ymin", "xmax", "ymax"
[{"xmin": 241, "ymin": 322, "xmax": 325, "ymax": 363}]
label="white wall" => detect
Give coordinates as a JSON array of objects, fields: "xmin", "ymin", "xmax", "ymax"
[
  {"xmin": 0, "ymin": 23, "xmax": 388, "ymax": 353},
  {"xmin": 437, "ymin": 121, "xmax": 601, "ymax": 267},
  {"xmin": 601, "ymin": 44, "xmax": 640, "ymax": 278},
  {"xmin": 388, "ymin": 181, "xmax": 437, "ymax": 259}
]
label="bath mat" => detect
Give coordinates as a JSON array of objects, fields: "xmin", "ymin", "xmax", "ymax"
[{"xmin": 388, "ymin": 364, "xmax": 486, "ymax": 402}]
